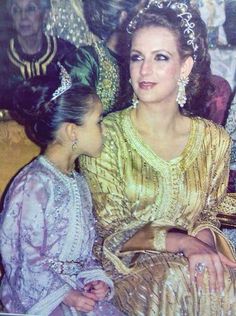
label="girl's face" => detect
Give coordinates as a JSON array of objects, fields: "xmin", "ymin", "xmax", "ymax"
[
  {"xmin": 10, "ymin": 0, "xmax": 46, "ymax": 39},
  {"xmin": 130, "ymin": 26, "xmax": 190, "ymax": 107},
  {"xmin": 76, "ymin": 99, "xmax": 104, "ymax": 158}
]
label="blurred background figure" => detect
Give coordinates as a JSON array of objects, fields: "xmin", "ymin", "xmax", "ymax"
[
  {"xmin": 45, "ymin": 0, "xmax": 95, "ymax": 47},
  {"xmin": 0, "ymin": 0, "xmax": 76, "ymax": 113},
  {"xmin": 191, "ymin": 0, "xmax": 228, "ymax": 48},
  {"xmin": 64, "ymin": 0, "xmax": 147, "ymax": 115}
]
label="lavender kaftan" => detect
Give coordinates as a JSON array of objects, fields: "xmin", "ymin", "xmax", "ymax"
[{"xmin": 0, "ymin": 156, "xmax": 123, "ymax": 316}]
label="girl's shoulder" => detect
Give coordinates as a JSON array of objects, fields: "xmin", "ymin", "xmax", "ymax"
[{"xmin": 7, "ymin": 157, "xmax": 53, "ymax": 192}]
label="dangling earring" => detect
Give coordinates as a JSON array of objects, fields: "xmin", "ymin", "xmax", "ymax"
[
  {"xmin": 129, "ymin": 78, "xmax": 139, "ymax": 109},
  {"xmin": 132, "ymin": 93, "xmax": 139, "ymax": 109},
  {"xmin": 72, "ymin": 139, "xmax": 78, "ymax": 152},
  {"xmin": 176, "ymin": 77, "xmax": 189, "ymax": 108}
]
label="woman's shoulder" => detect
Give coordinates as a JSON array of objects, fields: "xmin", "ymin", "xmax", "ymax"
[
  {"xmin": 194, "ymin": 116, "xmax": 231, "ymax": 143},
  {"xmin": 104, "ymin": 107, "xmax": 131, "ymax": 126}
]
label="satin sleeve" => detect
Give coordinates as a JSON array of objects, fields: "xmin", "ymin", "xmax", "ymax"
[
  {"xmin": 64, "ymin": 45, "xmax": 99, "ymax": 88},
  {"xmin": 188, "ymin": 131, "xmax": 236, "ymax": 259},
  {"xmin": 0, "ymin": 173, "xmax": 71, "ymax": 315}
]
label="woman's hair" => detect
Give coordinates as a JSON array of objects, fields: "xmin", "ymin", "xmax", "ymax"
[
  {"xmin": 13, "ymin": 76, "xmax": 99, "ymax": 147},
  {"xmin": 127, "ymin": 1, "xmax": 213, "ymax": 118},
  {"xmin": 7, "ymin": 0, "xmax": 51, "ymax": 12},
  {"xmin": 83, "ymin": 0, "xmax": 141, "ymax": 41}
]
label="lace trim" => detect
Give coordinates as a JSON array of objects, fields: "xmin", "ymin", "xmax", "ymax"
[
  {"xmin": 153, "ymin": 228, "xmax": 167, "ymax": 252},
  {"xmin": 122, "ymin": 108, "xmax": 203, "ymax": 175}
]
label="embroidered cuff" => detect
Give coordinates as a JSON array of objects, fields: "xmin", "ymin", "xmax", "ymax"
[{"xmin": 153, "ymin": 228, "xmax": 167, "ymax": 252}]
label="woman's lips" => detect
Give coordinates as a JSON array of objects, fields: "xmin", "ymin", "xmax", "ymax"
[{"xmin": 139, "ymin": 81, "xmax": 157, "ymax": 89}]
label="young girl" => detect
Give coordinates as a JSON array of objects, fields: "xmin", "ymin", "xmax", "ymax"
[{"xmin": 0, "ymin": 66, "xmax": 124, "ymax": 316}]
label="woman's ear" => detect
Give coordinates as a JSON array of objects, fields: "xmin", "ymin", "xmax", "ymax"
[{"xmin": 181, "ymin": 56, "xmax": 194, "ymax": 78}]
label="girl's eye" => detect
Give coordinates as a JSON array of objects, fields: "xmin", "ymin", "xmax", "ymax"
[
  {"xmin": 155, "ymin": 54, "xmax": 169, "ymax": 61},
  {"xmin": 130, "ymin": 54, "xmax": 143, "ymax": 62}
]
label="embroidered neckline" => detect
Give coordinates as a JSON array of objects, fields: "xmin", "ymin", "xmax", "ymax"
[
  {"xmin": 8, "ymin": 35, "xmax": 57, "ymax": 79},
  {"xmin": 95, "ymin": 41, "xmax": 120, "ymax": 113},
  {"xmin": 122, "ymin": 108, "xmax": 204, "ymax": 174},
  {"xmin": 39, "ymin": 155, "xmax": 76, "ymax": 181}
]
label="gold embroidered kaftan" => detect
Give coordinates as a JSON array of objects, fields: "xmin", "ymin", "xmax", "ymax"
[{"xmin": 80, "ymin": 107, "xmax": 236, "ymax": 316}]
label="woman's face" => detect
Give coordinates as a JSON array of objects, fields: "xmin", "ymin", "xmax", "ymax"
[
  {"xmin": 130, "ymin": 26, "xmax": 188, "ymax": 106},
  {"xmin": 10, "ymin": 0, "xmax": 46, "ymax": 38}
]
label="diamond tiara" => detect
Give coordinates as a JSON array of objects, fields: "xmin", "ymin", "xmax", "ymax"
[
  {"xmin": 127, "ymin": 0, "xmax": 198, "ymax": 61},
  {"xmin": 51, "ymin": 62, "xmax": 72, "ymax": 101}
]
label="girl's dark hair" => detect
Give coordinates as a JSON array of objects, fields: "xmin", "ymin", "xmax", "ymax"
[
  {"xmin": 13, "ymin": 76, "xmax": 99, "ymax": 147},
  {"xmin": 83, "ymin": 0, "xmax": 141, "ymax": 41},
  {"xmin": 127, "ymin": 3, "xmax": 213, "ymax": 117}
]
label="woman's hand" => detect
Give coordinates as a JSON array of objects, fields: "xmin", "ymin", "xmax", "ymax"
[
  {"xmin": 84, "ymin": 280, "xmax": 110, "ymax": 301},
  {"xmin": 63, "ymin": 289, "xmax": 97, "ymax": 312},
  {"xmin": 180, "ymin": 234, "xmax": 236, "ymax": 294}
]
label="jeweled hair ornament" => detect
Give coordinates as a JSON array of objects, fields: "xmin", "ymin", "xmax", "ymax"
[
  {"xmin": 51, "ymin": 62, "xmax": 72, "ymax": 101},
  {"xmin": 127, "ymin": 0, "xmax": 198, "ymax": 61}
]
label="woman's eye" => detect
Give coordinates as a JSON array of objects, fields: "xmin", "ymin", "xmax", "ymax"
[
  {"xmin": 130, "ymin": 54, "xmax": 143, "ymax": 62},
  {"xmin": 11, "ymin": 6, "xmax": 20, "ymax": 16},
  {"xmin": 155, "ymin": 54, "xmax": 169, "ymax": 61},
  {"xmin": 26, "ymin": 4, "xmax": 38, "ymax": 14}
]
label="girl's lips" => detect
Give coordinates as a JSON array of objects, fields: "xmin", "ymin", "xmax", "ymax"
[{"xmin": 139, "ymin": 81, "xmax": 157, "ymax": 89}]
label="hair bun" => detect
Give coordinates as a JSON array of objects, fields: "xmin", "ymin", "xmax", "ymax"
[{"xmin": 13, "ymin": 75, "xmax": 60, "ymax": 124}]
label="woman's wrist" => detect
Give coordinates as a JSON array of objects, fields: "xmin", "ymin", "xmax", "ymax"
[
  {"xmin": 195, "ymin": 228, "xmax": 216, "ymax": 249},
  {"xmin": 166, "ymin": 231, "xmax": 192, "ymax": 254}
]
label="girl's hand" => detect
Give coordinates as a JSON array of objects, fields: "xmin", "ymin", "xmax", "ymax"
[
  {"xmin": 84, "ymin": 280, "xmax": 109, "ymax": 301},
  {"xmin": 180, "ymin": 235, "xmax": 236, "ymax": 294},
  {"xmin": 63, "ymin": 289, "xmax": 97, "ymax": 312}
]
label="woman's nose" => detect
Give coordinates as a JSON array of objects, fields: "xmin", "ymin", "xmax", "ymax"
[
  {"xmin": 20, "ymin": 10, "xmax": 27, "ymax": 19},
  {"xmin": 140, "ymin": 59, "xmax": 153, "ymax": 76}
]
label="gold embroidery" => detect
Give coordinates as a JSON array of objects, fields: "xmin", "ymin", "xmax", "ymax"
[{"xmin": 95, "ymin": 41, "xmax": 119, "ymax": 113}]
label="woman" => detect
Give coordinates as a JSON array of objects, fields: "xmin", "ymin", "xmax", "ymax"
[
  {"xmin": 0, "ymin": 67, "xmax": 124, "ymax": 315},
  {"xmin": 80, "ymin": 1, "xmax": 236, "ymax": 315},
  {"xmin": 64, "ymin": 0, "xmax": 145, "ymax": 114},
  {"xmin": 0, "ymin": 0, "xmax": 76, "ymax": 111}
]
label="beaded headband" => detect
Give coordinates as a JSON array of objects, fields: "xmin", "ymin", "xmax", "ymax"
[
  {"xmin": 51, "ymin": 62, "xmax": 72, "ymax": 101},
  {"xmin": 127, "ymin": 0, "xmax": 198, "ymax": 61}
]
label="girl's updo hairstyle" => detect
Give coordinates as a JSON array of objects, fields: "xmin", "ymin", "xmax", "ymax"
[
  {"xmin": 127, "ymin": 1, "xmax": 213, "ymax": 118},
  {"xmin": 13, "ymin": 76, "xmax": 99, "ymax": 147},
  {"xmin": 83, "ymin": 0, "xmax": 141, "ymax": 41}
]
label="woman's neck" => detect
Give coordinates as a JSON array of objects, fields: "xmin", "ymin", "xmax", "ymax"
[
  {"xmin": 17, "ymin": 33, "xmax": 43, "ymax": 55},
  {"xmin": 132, "ymin": 102, "xmax": 186, "ymax": 137}
]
